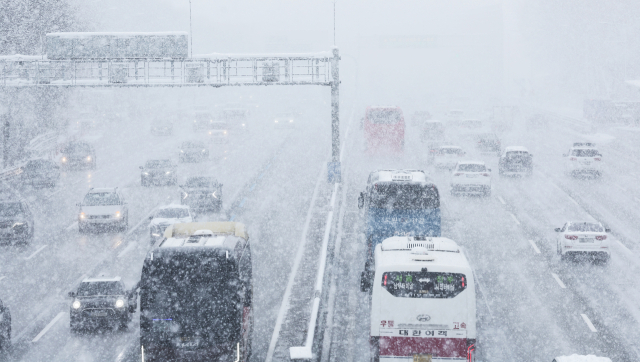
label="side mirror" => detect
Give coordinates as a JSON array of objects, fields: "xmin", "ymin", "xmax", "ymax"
[
  {"xmin": 605, "ymin": 228, "xmax": 611, "ymax": 233},
  {"xmin": 68, "ymin": 291, "xmax": 76, "ymax": 298},
  {"xmin": 554, "ymin": 228, "xmax": 562, "ymax": 232},
  {"xmin": 358, "ymin": 192, "xmax": 365, "ymax": 209}
]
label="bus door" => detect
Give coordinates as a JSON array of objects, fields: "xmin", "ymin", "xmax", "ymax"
[
  {"xmin": 372, "ymin": 270, "xmax": 474, "ymax": 361},
  {"xmin": 365, "ymin": 107, "xmax": 405, "ymax": 153}
]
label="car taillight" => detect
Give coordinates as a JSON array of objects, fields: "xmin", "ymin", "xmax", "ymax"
[
  {"xmin": 565, "ymin": 235, "xmax": 578, "ymax": 240},
  {"xmin": 482, "ymin": 173, "xmax": 490, "ymax": 177},
  {"xmin": 594, "ymin": 157, "xmax": 601, "ymax": 161},
  {"xmin": 454, "ymin": 173, "xmax": 462, "ymax": 176},
  {"xmin": 596, "ymin": 235, "xmax": 607, "ymax": 240},
  {"xmin": 570, "ymin": 157, "xmax": 577, "ymax": 161}
]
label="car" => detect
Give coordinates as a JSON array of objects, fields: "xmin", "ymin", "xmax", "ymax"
[
  {"xmin": 563, "ymin": 145, "xmax": 602, "ymax": 177},
  {"xmin": 552, "ymin": 355, "xmax": 612, "ymax": 362},
  {"xmin": 461, "ymin": 119, "xmax": 483, "ymax": 129},
  {"xmin": 0, "ymin": 298, "xmax": 10, "ymax": 351},
  {"xmin": 420, "ymin": 120, "xmax": 444, "ymax": 142},
  {"xmin": 179, "ymin": 176, "xmax": 223, "ymax": 212},
  {"xmin": 499, "ymin": 146, "xmax": 533, "ymax": 176},
  {"xmin": 431, "ymin": 145, "xmax": 465, "ymax": 170},
  {"xmin": 77, "ymin": 187, "xmax": 128, "ymax": 233},
  {"xmin": 193, "ymin": 110, "xmax": 216, "ymax": 131},
  {"xmin": 410, "ymin": 110, "xmax": 431, "ymax": 126},
  {"xmin": 451, "ymin": 161, "xmax": 492, "ymax": 196},
  {"xmin": 68, "ymin": 277, "xmax": 137, "ymax": 331},
  {"xmin": 150, "ymin": 119, "xmax": 173, "ymax": 136},
  {"xmin": 0, "ymin": 198, "xmax": 34, "ymax": 244},
  {"xmin": 220, "ymin": 108, "xmax": 249, "ymax": 132},
  {"xmin": 555, "ymin": 221, "xmax": 611, "ymax": 263},
  {"xmin": 148, "ymin": 204, "xmax": 194, "ymax": 244},
  {"xmin": 20, "ymin": 159, "xmax": 60, "ymax": 188},
  {"xmin": 273, "ymin": 112, "xmax": 298, "ymax": 129},
  {"xmin": 179, "ymin": 141, "xmax": 209, "ymax": 163},
  {"xmin": 140, "ymin": 159, "xmax": 177, "ymax": 186},
  {"xmin": 60, "ymin": 141, "xmax": 96, "ymax": 170},
  {"xmin": 474, "ymin": 132, "xmax": 501, "ymax": 154},
  {"xmin": 207, "ymin": 121, "xmax": 229, "ymax": 144}
]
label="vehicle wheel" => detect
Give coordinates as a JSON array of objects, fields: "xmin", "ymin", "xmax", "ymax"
[
  {"xmin": 560, "ymin": 253, "xmax": 567, "ymax": 262},
  {"xmin": 369, "ymin": 337, "xmax": 380, "ymax": 362},
  {"xmin": 70, "ymin": 321, "xmax": 80, "ymax": 333}
]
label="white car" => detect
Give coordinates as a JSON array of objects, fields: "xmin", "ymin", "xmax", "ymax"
[
  {"xmin": 555, "ymin": 221, "xmax": 611, "ymax": 262},
  {"xmin": 207, "ymin": 121, "xmax": 229, "ymax": 144},
  {"xmin": 148, "ymin": 204, "xmax": 194, "ymax": 244},
  {"xmin": 431, "ymin": 145, "xmax": 465, "ymax": 170},
  {"xmin": 450, "ymin": 161, "xmax": 492, "ymax": 196},
  {"xmin": 77, "ymin": 188, "xmax": 128, "ymax": 233},
  {"xmin": 563, "ymin": 145, "xmax": 602, "ymax": 177},
  {"xmin": 553, "ymin": 355, "xmax": 612, "ymax": 362}
]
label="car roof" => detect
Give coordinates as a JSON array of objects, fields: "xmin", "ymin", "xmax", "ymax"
[
  {"xmin": 376, "ymin": 236, "xmax": 471, "ymax": 271},
  {"xmin": 457, "ymin": 160, "xmax": 485, "ymax": 165},
  {"xmin": 571, "ymin": 146, "xmax": 599, "ymax": 150},
  {"xmin": 554, "ymin": 355, "xmax": 612, "ymax": 362},
  {"xmin": 88, "ymin": 187, "xmax": 117, "ymax": 193},
  {"xmin": 439, "ymin": 145, "xmax": 461, "ymax": 149},
  {"xmin": 504, "ymin": 146, "xmax": 529, "ymax": 152},
  {"xmin": 158, "ymin": 204, "xmax": 190, "ymax": 210},
  {"xmin": 82, "ymin": 276, "xmax": 121, "ymax": 283}
]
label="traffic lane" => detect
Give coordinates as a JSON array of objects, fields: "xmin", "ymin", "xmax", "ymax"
[
  {"xmin": 444, "ymin": 193, "xmax": 621, "ymax": 361},
  {"xmin": 239, "ymin": 119, "xmax": 329, "ymax": 361}
]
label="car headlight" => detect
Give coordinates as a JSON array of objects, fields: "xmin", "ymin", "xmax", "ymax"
[
  {"xmin": 166, "ymin": 171, "xmax": 171, "ymax": 174},
  {"xmin": 275, "ymin": 120, "xmax": 278, "ymax": 123},
  {"xmin": 180, "ymin": 150, "xmax": 184, "ymax": 153},
  {"xmin": 143, "ymin": 172, "xmax": 149, "ymax": 175},
  {"xmin": 115, "ymin": 298, "xmax": 125, "ymax": 308},
  {"xmin": 202, "ymin": 149, "xmax": 206, "ymax": 152},
  {"xmin": 72, "ymin": 300, "xmax": 81, "ymax": 309},
  {"xmin": 208, "ymin": 131, "xmax": 212, "ymax": 135},
  {"xmin": 151, "ymin": 233, "xmax": 161, "ymax": 237},
  {"xmin": 12, "ymin": 222, "xmax": 25, "ymax": 228},
  {"xmin": 212, "ymin": 191, "xmax": 217, "ymax": 199},
  {"xmin": 61, "ymin": 157, "xmax": 67, "ymax": 163},
  {"xmin": 86, "ymin": 156, "xmax": 91, "ymax": 161},
  {"xmin": 79, "ymin": 212, "xmax": 85, "ymax": 219},
  {"xmin": 115, "ymin": 211, "xmax": 121, "ymax": 218},
  {"xmin": 223, "ymin": 131, "xmax": 227, "ymax": 135},
  {"xmin": 290, "ymin": 119, "xmax": 293, "ymax": 122},
  {"xmin": 242, "ymin": 123, "xmax": 245, "ymax": 127},
  {"xmin": 183, "ymin": 193, "xmax": 188, "ymax": 199}
]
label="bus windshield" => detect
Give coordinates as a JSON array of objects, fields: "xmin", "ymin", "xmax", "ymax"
[
  {"xmin": 369, "ymin": 183, "xmax": 440, "ymax": 210},
  {"xmin": 141, "ymin": 251, "xmax": 240, "ymax": 341},
  {"xmin": 382, "ymin": 271, "xmax": 466, "ymax": 298},
  {"xmin": 368, "ymin": 109, "xmax": 401, "ymax": 124}
]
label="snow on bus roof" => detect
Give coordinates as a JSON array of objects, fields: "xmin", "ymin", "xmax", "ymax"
[
  {"xmin": 554, "ymin": 355, "xmax": 612, "ymax": 362},
  {"xmin": 377, "ymin": 236, "xmax": 470, "ymax": 270},
  {"xmin": 193, "ymin": 51, "xmax": 332, "ymax": 59},
  {"xmin": 83, "ymin": 276, "xmax": 121, "ymax": 283},
  {"xmin": 47, "ymin": 32, "xmax": 188, "ymax": 38}
]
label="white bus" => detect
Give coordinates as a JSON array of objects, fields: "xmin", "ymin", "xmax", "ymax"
[{"xmin": 364, "ymin": 236, "xmax": 477, "ymax": 362}]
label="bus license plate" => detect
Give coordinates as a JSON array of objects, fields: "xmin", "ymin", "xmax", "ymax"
[
  {"xmin": 579, "ymin": 238, "xmax": 594, "ymax": 243},
  {"xmin": 92, "ymin": 311, "xmax": 107, "ymax": 317},
  {"xmin": 413, "ymin": 355, "xmax": 432, "ymax": 362}
]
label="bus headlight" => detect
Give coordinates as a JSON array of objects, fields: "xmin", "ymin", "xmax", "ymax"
[
  {"xmin": 115, "ymin": 299, "xmax": 125, "ymax": 308},
  {"xmin": 115, "ymin": 211, "xmax": 121, "ymax": 218},
  {"xmin": 79, "ymin": 212, "xmax": 86, "ymax": 219},
  {"xmin": 72, "ymin": 300, "xmax": 81, "ymax": 309},
  {"xmin": 166, "ymin": 171, "xmax": 171, "ymax": 174}
]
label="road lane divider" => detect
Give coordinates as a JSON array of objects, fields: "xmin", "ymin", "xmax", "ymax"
[
  {"xmin": 65, "ymin": 221, "xmax": 78, "ymax": 231},
  {"xmin": 528, "ymin": 240, "xmax": 541, "ymax": 254},
  {"xmin": 509, "ymin": 213, "xmax": 521, "ymax": 225},
  {"xmin": 31, "ymin": 312, "xmax": 64, "ymax": 342},
  {"xmin": 25, "ymin": 245, "xmax": 48, "ymax": 260},
  {"xmin": 581, "ymin": 313, "xmax": 597, "ymax": 332},
  {"xmin": 498, "ymin": 196, "xmax": 506, "ymax": 205},
  {"xmin": 551, "ymin": 273, "xmax": 566, "ymax": 289}
]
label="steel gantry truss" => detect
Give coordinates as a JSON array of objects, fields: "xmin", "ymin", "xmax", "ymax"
[{"xmin": 0, "ymin": 48, "xmax": 342, "ymax": 182}]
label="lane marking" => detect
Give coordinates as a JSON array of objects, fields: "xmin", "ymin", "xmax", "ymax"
[
  {"xmin": 614, "ymin": 184, "xmax": 627, "ymax": 192},
  {"xmin": 581, "ymin": 313, "xmax": 597, "ymax": 332},
  {"xmin": 249, "ymin": 183, "xmax": 256, "ymax": 191},
  {"xmin": 551, "ymin": 273, "xmax": 566, "ymax": 288},
  {"xmin": 66, "ymin": 221, "xmax": 78, "ymax": 231},
  {"xmin": 126, "ymin": 206, "xmax": 159, "ymax": 236},
  {"xmin": 25, "ymin": 245, "xmax": 48, "ymax": 260},
  {"xmin": 238, "ymin": 197, "xmax": 247, "ymax": 208},
  {"xmin": 0, "ymin": 276, "xmax": 5, "ymax": 281},
  {"xmin": 615, "ymin": 239, "xmax": 632, "ymax": 253},
  {"xmin": 498, "ymin": 196, "xmax": 506, "ymax": 205},
  {"xmin": 509, "ymin": 213, "xmax": 521, "ymax": 225},
  {"xmin": 117, "ymin": 242, "xmax": 136, "ymax": 258},
  {"xmin": 528, "ymin": 240, "xmax": 541, "ymax": 254},
  {"xmin": 32, "ymin": 312, "xmax": 64, "ymax": 342}
]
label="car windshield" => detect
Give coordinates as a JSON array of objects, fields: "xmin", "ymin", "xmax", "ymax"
[
  {"xmin": 369, "ymin": 183, "xmax": 440, "ymax": 209},
  {"xmin": 571, "ymin": 149, "xmax": 599, "ymax": 157},
  {"xmin": 195, "ymin": 113, "xmax": 213, "ymax": 122},
  {"xmin": 568, "ymin": 222, "xmax": 604, "ymax": 232},
  {"xmin": 457, "ymin": 164, "xmax": 486, "ymax": 172},
  {"xmin": 210, "ymin": 122, "xmax": 228, "ymax": 130},
  {"xmin": 83, "ymin": 192, "xmax": 120, "ymax": 206},
  {"xmin": 368, "ymin": 108, "xmax": 401, "ymax": 124},
  {"xmin": 182, "ymin": 142, "xmax": 205, "ymax": 149},
  {"xmin": 24, "ymin": 160, "xmax": 55, "ymax": 171},
  {"xmin": 0, "ymin": 202, "xmax": 22, "ymax": 217},
  {"xmin": 506, "ymin": 151, "xmax": 529, "ymax": 158},
  {"xmin": 155, "ymin": 208, "xmax": 189, "ymax": 219},
  {"xmin": 438, "ymin": 148, "xmax": 462, "ymax": 155},
  {"xmin": 76, "ymin": 281, "xmax": 124, "ymax": 296},
  {"xmin": 64, "ymin": 143, "xmax": 91, "ymax": 155},
  {"xmin": 185, "ymin": 177, "xmax": 213, "ymax": 188},
  {"xmin": 145, "ymin": 160, "xmax": 172, "ymax": 168}
]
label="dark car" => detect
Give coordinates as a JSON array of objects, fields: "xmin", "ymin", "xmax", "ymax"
[
  {"xmin": 20, "ymin": 159, "xmax": 60, "ymax": 188},
  {"xmin": 179, "ymin": 176, "xmax": 223, "ymax": 212},
  {"xmin": 60, "ymin": 141, "xmax": 96, "ymax": 170},
  {"xmin": 150, "ymin": 119, "xmax": 173, "ymax": 136},
  {"xmin": 0, "ymin": 199, "xmax": 34, "ymax": 244},
  {"xmin": 179, "ymin": 141, "xmax": 209, "ymax": 163},
  {"xmin": 68, "ymin": 277, "xmax": 137, "ymax": 331},
  {"xmin": 474, "ymin": 133, "xmax": 501, "ymax": 154},
  {"xmin": 499, "ymin": 146, "xmax": 533, "ymax": 176},
  {"xmin": 140, "ymin": 159, "xmax": 177, "ymax": 186},
  {"xmin": 0, "ymin": 298, "xmax": 10, "ymax": 351}
]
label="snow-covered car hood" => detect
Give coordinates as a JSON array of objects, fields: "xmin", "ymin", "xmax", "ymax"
[
  {"xmin": 81, "ymin": 205, "xmax": 123, "ymax": 216},
  {"xmin": 149, "ymin": 217, "xmax": 192, "ymax": 228}
]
